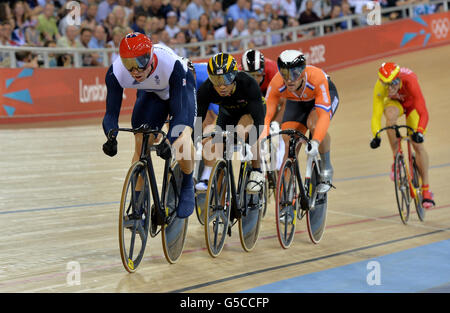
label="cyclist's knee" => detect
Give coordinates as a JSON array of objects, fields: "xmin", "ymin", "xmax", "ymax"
[
  {"xmin": 412, "ymin": 141, "xmax": 426, "ymax": 153},
  {"xmin": 384, "ymin": 107, "xmax": 399, "ymax": 124}
]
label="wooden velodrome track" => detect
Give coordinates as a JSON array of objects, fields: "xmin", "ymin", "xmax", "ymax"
[{"xmin": 0, "ymin": 45, "xmax": 449, "ymax": 293}]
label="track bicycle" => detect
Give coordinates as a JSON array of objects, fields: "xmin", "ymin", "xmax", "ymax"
[
  {"xmin": 262, "ymin": 129, "xmax": 334, "ymax": 248},
  {"xmin": 108, "ymin": 124, "xmax": 189, "ymax": 272},
  {"xmin": 373, "ymin": 125, "xmax": 426, "ymax": 224},
  {"xmin": 203, "ymin": 130, "xmax": 265, "ymax": 257}
]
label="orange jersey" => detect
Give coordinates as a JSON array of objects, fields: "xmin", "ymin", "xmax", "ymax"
[{"xmin": 264, "ymin": 65, "xmax": 333, "ymax": 142}]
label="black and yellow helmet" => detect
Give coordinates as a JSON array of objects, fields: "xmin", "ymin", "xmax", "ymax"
[{"xmin": 207, "ymin": 53, "xmax": 238, "ymax": 86}]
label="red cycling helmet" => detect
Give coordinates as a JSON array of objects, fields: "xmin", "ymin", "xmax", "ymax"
[
  {"xmin": 378, "ymin": 62, "xmax": 400, "ymax": 84},
  {"xmin": 119, "ymin": 32, "xmax": 154, "ymax": 72}
]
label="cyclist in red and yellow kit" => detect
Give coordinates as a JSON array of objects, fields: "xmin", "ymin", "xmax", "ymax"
[
  {"xmin": 262, "ymin": 50, "xmax": 340, "ymax": 183},
  {"xmin": 370, "ymin": 62, "xmax": 435, "ymax": 208}
]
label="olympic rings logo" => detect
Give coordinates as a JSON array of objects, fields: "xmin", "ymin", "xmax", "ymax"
[{"xmin": 431, "ymin": 18, "xmax": 449, "ymax": 39}]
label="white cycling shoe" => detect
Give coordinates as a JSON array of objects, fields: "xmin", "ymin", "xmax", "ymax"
[{"xmin": 195, "ymin": 180, "xmax": 208, "ymax": 192}]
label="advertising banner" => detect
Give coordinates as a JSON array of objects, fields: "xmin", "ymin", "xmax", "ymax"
[{"xmin": 0, "ymin": 67, "xmax": 135, "ymax": 124}]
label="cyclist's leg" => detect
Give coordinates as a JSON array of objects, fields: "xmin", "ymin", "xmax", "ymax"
[
  {"xmin": 194, "ymin": 109, "xmax": 218, "ymax": 191},
  {"xmin": 236, "ymin": 113, "xmax": 258, "ymax": 165},
  {"xmin": 281, "ymin": 99, "xmax": 312, "ymax": 159},
  {"xmin": 235, "ymin": 114, "xmax": 265, "ymax": 192},
  {"xmin": 132, "ymin": 91, "xmax": 170, "ymax": 192},
  {"xmin": 196, "ymin": 109, "xmax": 229, "ymax": 191},
  {"xmin": 167, "ymin": 71, "xmax": 197, "ymax": 218},
  {"xmin": 406, "ymin": 109, "xmax": 433, "ymax": 205},
  {"xmin": 132, "ymin": 91, "xmax": 170, "ymax": 162},
  {"xmin": 383, "ymin": 99, "xmax": 404, "ymax": 156},
  {"xmin": 383, "ymin": 99, "xmax": 404, "ymax": 180},
  {"xmin": 272, "ymin": 98, "xmax": 287, "ymax": 171},
  {"xmin": 203, "ymin": 109, "xmax": 218, "ymax": 133}
]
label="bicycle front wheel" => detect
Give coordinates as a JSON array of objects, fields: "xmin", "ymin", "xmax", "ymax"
[
  {"xmin": 394, "ymin": 152, "xmax": 410, "ymax": 224},
  {"xmin": 204, "ymin": 160, "xmax": 231, "ymax": 258},
  {"xmin": 119, "ymin": 161, "xmax": 151, "ymax": 273},
  {"xmin": 275, "ymin": 158, "xmax": 298, "ymax": 249}
]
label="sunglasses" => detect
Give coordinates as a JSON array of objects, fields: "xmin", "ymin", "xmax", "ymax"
[
  {"xmin": 122, "ymin": 53, "xmax": 151, "ymax": 72},
  {"xmin": 279, "ymin": 65, "xmax": 305, "ymax": 82},
  {"xmin": 209, "ymin": 71, "xmax": 237, "ymax": 86},
  {"xmin": 382, "ymin": 77, "xmax": 400, "ymax": 86}
]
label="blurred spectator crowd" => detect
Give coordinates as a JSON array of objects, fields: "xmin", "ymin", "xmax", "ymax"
[{"xmin": 0, "ymin": 0, "xmax": 445, "ymax": 68}]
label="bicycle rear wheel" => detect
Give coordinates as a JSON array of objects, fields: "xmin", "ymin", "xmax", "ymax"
[
  {"xmin": 161, "ymin": 163, "xmax": 189, "ymax": 264},
  {"xmin": 204, "ymin": 160, "xmax": 231, "ymax": 258},
  {"xmin": 411, "ymin": 156, "xmax": 425, "ymax": 222},
  {"xmin": 119, "ymin": 161, "xmax": 151, "ymax": 273},
  {"xmin": 238, "ymin": 164, "xmax": 264, "ymax": 252},
  {"xmin": 275, "ymin": 158, "xmax": 298, "ymax": 249},
  {"xmin": 306, "ymin": 161, "xmax": 328, "ymax": 244},
  {"xmin": 394, "ymin": 152, "xmax": 410, "ymax": 224}
]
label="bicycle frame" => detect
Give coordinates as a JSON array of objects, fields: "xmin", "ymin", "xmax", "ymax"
[
  {"xmin": 377, "ymin": 125, "xmax": 417, "ymax": 198},
  {"xmin": 204, "ymin": 131, "xmax": 251, "ymax": 220},
  {"xmin": 109, "ymin": 125, "xmax": 172, "ymax": 225},
  {"xmin": 265, "ymin": 129, "xmax": 330, "ymax": 211}
]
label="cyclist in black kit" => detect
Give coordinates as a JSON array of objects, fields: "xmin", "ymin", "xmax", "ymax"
[{"xmin": 195, "ymin": 52, "xmax": 266, "ymax": 193}]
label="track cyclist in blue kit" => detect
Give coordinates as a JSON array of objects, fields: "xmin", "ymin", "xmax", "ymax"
[{"xmin": 101, "ymin": 32, "xmax": 196, "ymax": 218}]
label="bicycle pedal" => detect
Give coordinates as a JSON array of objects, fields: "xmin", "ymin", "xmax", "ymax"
[
  {"xmin": 227, "ymin": 225, "xmax": 232, "ymax": 237},
  {"xmin": 317, "ymin": 182, "xmax": 335, "ymax": 193}
]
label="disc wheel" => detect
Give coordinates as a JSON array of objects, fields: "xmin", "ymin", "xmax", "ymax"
[
  {"xmin": 306, "ymin": 161, "xmax": 328, "ymax": 244},
  {"xmin": 161, "ymin": 164, "xmax": 189, "ymax": 264},
  {"xmin": 238, "ymin": 164, "xmax": 264, "ymax": 252}
]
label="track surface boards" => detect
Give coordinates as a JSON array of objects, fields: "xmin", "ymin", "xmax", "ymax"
[{"xmin": 0, "ymin": 45, "xmax": 449, "ymax": 293}]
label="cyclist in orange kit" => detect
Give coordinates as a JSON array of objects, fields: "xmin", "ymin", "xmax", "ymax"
[{"xmin": 262, "ymin": 50, "xmax": 340, "ymax": 183}]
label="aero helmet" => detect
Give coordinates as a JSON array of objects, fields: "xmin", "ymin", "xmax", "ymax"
[
  {"xmin": 241, "ymin": 49, "xmax": 265, "ymax": 73},
  {"xmin": 207, "ymin": 52, "xmax": 238, "ymax": 86},
  {"xmin": 119, "ymin": 32, "xmax": 154, "ymax": 72},
  {"xmin": 378, "ymin": 62, "xmax": 400, "ymax": 84},
  {"xmin": 277, "ymin": 50, "xmax": 306, "ymax": 82}
]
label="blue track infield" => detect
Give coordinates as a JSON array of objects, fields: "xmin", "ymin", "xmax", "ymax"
[{"xmin": 243, "ymin": 239, "xmax": 450, "ymax": 293}]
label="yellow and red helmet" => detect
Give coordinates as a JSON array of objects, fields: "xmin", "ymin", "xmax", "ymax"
[
  {"xmin": 119, "ymin": 32, "xmax": 154, "ymax": 72},
  {"xmin": 378, "ymin": 62, "xmax": 400, "ymax": 84}
]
